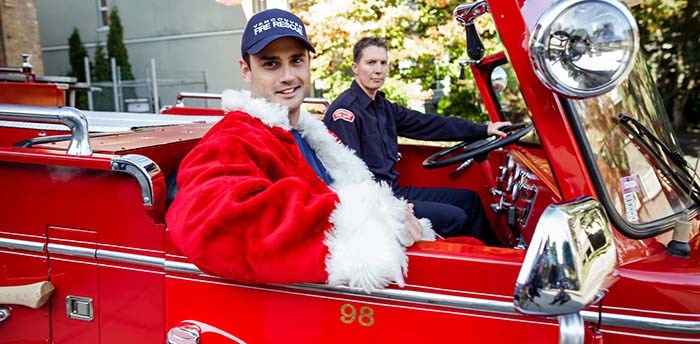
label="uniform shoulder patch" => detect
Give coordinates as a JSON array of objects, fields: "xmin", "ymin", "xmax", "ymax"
[{"xmin": 331, "ymin": 108, "xmax": 355, "ymax": 123}]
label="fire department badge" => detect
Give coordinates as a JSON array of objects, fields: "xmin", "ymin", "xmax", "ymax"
[{"xmin": 332, "ymin": 109, "xmax": 355, "ymax": 123}]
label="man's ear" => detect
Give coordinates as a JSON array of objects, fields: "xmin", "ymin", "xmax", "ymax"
[
  {"xmin": 351, "ymin": 61, "xmax": 358, "ymax": 76},
  {"xmin": 239, "ymin": 58, "xmax": 252, "ymax": 84}
]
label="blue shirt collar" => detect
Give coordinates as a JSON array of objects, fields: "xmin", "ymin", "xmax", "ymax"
[{"xmin": 351, "ymin": 80, "xmax": 385, "ymax": 109}]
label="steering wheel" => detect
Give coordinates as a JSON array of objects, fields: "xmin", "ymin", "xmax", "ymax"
[{"xmin": 422, "ymin": 123, "xmax": 534, "ymax": 169}]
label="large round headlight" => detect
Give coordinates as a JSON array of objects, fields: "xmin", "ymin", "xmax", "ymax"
[{"xmin": 529, "ymin": 0, "xmax": 639, "ymax": 98}]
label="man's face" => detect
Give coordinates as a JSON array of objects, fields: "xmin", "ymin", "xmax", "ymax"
[
  {"xmin": 240, "ymin": 37, "xmax": 311, "ymax": 117},
  {"xmin": 352, "ymin": 45, "xmax": 388, "ymax": 94}
]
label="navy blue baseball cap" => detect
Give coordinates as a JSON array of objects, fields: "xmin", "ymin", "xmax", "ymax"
[{"xmin": 241, "ymin": 9, "xmax": 315, "ymax": 57}]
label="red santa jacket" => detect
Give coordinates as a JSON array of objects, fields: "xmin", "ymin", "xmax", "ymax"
[{"xmin": 166, "ymin": 90, "xmax": 434, "ymax": 291}]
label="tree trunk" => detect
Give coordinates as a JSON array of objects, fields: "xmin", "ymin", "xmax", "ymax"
[{"xmin": 673, "ymin": 90, "xmax": 689, "ymax": 132}]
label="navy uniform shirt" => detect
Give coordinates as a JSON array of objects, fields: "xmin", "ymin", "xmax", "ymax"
[{"xmin": 324, "ymin": 81, "xmax": 488, "ymax": 189}]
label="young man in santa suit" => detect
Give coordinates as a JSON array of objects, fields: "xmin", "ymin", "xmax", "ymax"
[{"xmin": 166, "ymin": 9, "xmax": 435, "ymax": 292}]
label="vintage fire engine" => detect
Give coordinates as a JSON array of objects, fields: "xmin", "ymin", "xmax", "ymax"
[{"xmin": 1, "ymin": 0, "xmax": 698, "ymax": 343}]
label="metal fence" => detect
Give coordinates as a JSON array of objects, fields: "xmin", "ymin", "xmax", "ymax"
[{"xmin": 83, "ymin": 57, "xmax": 209, "ymax": 113}]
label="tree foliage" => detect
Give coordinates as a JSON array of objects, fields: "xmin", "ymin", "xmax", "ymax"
[
  {"xmin": 67, "ymin": 28, "xmax": 90, "ymax": 109},
  {"xmin": 295, "ymin": 0, "xmax": 698, "ymax": 127},
  {"xmin": 93, "ymin": 44, "xmax": 111, "ymax": 82},
  {"xmin": 107, "ymin": 6, "xmax": 134, "ymax": 80},
  {"xmin": 67, "ymin": 28, "xmax": 89, "ymax": 82},
  {"xmin": 294, "ymin": 0, "xmax": 500, "ymax": 123},
  {"xmin": 633, "ymin": 0, "xmax": 699, "ymax": 130}
]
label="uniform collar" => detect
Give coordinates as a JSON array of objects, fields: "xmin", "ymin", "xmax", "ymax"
[{"xmin": 351, "ymin": 80, "xmax": 384, "ymax": 109}]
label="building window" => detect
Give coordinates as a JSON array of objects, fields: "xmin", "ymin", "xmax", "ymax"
[
  {"xmin": 252, "ymin": 0, "xmax": 267, "ymax": 13},
  {"xmin": 97, "ymin": 0, "xmax": 109, "ymax": 30}
]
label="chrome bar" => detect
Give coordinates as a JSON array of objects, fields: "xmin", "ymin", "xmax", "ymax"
[
  {"xmin": 7, "ymin": 235, "xmax": 698, "ymax": 336},
  {"xmin": 302, "ymin": 97, "xmax": 330, "ymax": 107},
  {"xmin": 0, "ymin": 67, "xmax": 23, "ymax": 73},
  {"xmin": 164, "ymin": 261, "xmax": 207, "ymax": 275},
  {"xmin": 165, "ymin": 262, "xmax": 700, "ymax": 335},
  {"xmin": 175, "ymin": 92, "xmax": 330, "ymax": 108},
  {"xmin": 175, "ymin": 92, "xmax": 222, "ymax": 107},
  {"xmin": 580, "ymin": 309, "xmax": 700, "ymax": 335},
  {"xmin": 0, "ymin": 237, "xmax": 45, "ymax": 252},
  {"xmin": 97, "ymin": 249, "xmax": 164, "ymax": 268},
  {"xmin": 290, "ymin": 282, "xmax": 518, "ymax": 315},
  {"xmin": 0, "ymin": 104, "xmax": 91, "ymax": 156},
  {"xmin": 110, "ymin": 154, "xmax": 161, "ymax": 208},
  {"xmin": 47, "ymin": 243, "xmax": 95, "ymax": 259}
]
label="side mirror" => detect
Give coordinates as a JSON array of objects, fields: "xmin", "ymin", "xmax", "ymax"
[
  {"xmin": 490, "ymin": 66, "xmax": 508, "ymax": 94},
  {"xmin": 514, "ymin": 198, "xmax": 618, "ymax": 341}
]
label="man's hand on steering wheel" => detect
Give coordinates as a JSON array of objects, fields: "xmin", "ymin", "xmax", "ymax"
[
  {"xmin": 422, "ymin": 122, "xmax": 534, "ymax": 169},
  {"xmin": 487, "ymin": 121, "xmax": 512, "ymax": 138}
]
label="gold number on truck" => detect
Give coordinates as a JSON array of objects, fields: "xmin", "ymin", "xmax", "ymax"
[{"xmin": 340, "ymin": 303, "xmax": 374, "ymax": 326}]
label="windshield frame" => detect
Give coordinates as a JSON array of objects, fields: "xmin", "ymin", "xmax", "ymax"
[{"xmin": 563, "ymin": 91, "xmax": 699, "ymax": 239}]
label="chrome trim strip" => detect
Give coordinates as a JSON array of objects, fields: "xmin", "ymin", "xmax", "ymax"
[
  {"xmin": 290, "ymin": 283, "xmax": 518, "ymax": 316},
  {"xmin": 165, "ymin": 263, "xmax": 700, "ymax": 335},
  {"xmin": 580, "ymin": 309, "xmax": 700, "ymax": 335},
  {"xmin": 96, "ymin": 249, "xmax": 164, "ymax": 268},
  {"xmin": 13, "ymin": 239, "xmax": 699, "ymax": 336},
  {"xmin": 0, "ymin": 237, "xmax": 45, "ymax": 252},
  {"xmin": 164, "ymin": 261, "xmax": 206, "ymax": 275},
  {"xmin": 47, "ymin": 243, "xmax": 95, "ymax": 259},
  {"xmin": 0, "ymin": 104, "xmax": 91, "ymax": 156},
  {"xmin": 287, "ymin": 286, "xmax": 700, "ymax": 335},
  {"xmin": 110, "ymin": 154, "xmax": 161, "ymax": 207}
]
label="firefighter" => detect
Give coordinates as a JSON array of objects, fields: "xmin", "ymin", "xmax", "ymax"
[{"xmin": 324, "ymin": 37, "xmax": 509, "ymax": 245}]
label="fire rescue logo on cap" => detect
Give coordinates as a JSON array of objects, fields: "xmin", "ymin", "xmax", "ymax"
[
  {"xmin": 332, "ymin": 109, "xmax": 355, "ymax": 123},
  {"xmin": 253, "ymin": 17, "xmax": 304, "ymax": 36}
]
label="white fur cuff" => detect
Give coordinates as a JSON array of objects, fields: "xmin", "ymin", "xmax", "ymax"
[{"xmin": 324, "ymin": 181, "xmax": 409, "ymax": 292}]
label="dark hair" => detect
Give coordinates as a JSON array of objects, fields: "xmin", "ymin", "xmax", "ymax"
[{"xmin": 353, "ymin": 37, "xmax": 388, "ymax": 63}]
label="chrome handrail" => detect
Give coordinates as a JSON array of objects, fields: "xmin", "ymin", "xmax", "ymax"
[
  {"xmin": 174, "ymin": 92, "xmax": 330, "ymax": 108},
  {"xmin": 110, "ymin": 154, "xmax": 161, "ymax": 208},
  {"xmin": 302, "ymin": 97, "xmax": 330, "ymax": 107},
  {"xmin": 0, "ymin": 104, "xmax": 91, "ymax": 156},
  {"xmin": 175, "ymin": 92, "xmax": 223, "ymax": 107}
]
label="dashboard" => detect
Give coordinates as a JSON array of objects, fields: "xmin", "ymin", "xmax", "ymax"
[{"xmin": 490, "ymin": 149, "xmax": 562, "ymax": 247}]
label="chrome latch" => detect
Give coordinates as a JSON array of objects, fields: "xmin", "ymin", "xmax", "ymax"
[
  {"xmin": 66, "ymin": 296, "xmax": 93, "ymax": 321},
  {"xmin": 167, "ymin": 323, "xmax": 201, "ymax": 344},
  {"xmin": 0, "ymin": 306, "xmax": 10, "ymax": 323}
]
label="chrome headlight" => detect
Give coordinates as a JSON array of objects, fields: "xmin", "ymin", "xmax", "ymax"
[{"xmin": 529, "ymin": 0, "xmax": 639, "ymax": 98}]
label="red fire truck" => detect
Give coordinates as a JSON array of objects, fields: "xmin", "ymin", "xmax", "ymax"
[{"xmin": 0, "ymin": 0, "xmax": 698, "ymax": 343}]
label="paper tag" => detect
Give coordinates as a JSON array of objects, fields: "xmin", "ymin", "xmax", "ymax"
[
  {"xmin": 620, "ymin": 174, "xmax": 640, "ymax": 194},
  {"xmin": 622, "ymin": 192, "xmax": 639, "ymax": 223},
  {"xmin": 621, "ymin": 174, "xmax": 640, "ymax": 223}
]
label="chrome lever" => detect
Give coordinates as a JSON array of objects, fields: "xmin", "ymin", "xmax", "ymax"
[{"xmin": 449, "ymin": 158, "xmax": 474, "ymax": 178}]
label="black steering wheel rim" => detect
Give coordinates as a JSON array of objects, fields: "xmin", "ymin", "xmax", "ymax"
[{"xmin": 422, "ymin": 123, "xmax": 534, "ymax": 169}]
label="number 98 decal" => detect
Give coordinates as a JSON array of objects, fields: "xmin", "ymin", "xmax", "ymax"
[{"xmin": 340, "ymin": 303, "xmax": 375, "ymax": 327}]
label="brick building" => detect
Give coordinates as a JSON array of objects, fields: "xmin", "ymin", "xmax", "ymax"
[{"xmin": 0, "ymin": 0, "xmax": 44, "ymax": 74}]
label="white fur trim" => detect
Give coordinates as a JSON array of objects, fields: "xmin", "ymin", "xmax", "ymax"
[
  {"xmin": 297, "ymin": 112, "xmax": 373, "ymax": 186},
  {"xmin": 419, "ymin": 218, "xmax": 437, "ymax": 241},
  {"xmin": 221, "ymin": 90, "xmax": 435, "ymax": 289},
  {"xmin": 221, "ymin": 89, "xmax": 292, "ymax": 130},
  {"xmin": 325, "ymin": 181, "xmax": 409, "ymax": 292},
  {"xmin": 221, "ymin": 90, "xmax": 374, "ymax": 186}
]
